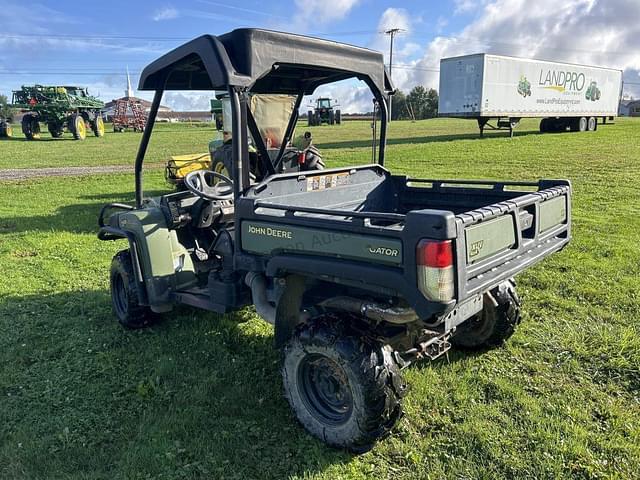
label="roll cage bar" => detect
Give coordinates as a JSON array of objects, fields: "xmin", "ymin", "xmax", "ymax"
[{"xmin": 134, "ymin": 29, "xmax": 393, "ymax": 207}]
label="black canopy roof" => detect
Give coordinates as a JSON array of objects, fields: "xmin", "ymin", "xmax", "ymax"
[{"xmin": 138, "ymin": 29, "xmax": 393, "ymax": 97}]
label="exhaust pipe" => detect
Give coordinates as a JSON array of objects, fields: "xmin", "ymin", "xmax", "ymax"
[
  {"xmin": 318, "ymin": 296, "xmax": 419, "ymax": 324},
  {"xmin": 245, "ymin": 272, "xmax": 276, "ymax": 324}
]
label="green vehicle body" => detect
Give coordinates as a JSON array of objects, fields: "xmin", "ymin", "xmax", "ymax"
[
  {"xmin": 98, "ymin": 29, "xmax": 572, "ymax": 451},
  {"xmin": 12, "ymin": 85, "xmax": 105, "ymax": 140},
  {"xmin": 585, "ymin": 81, "xmax": 601, "ymax": 101}
]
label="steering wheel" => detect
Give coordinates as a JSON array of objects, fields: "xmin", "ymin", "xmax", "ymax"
[{"xmin": 184, "ymin": 169, "xmax": 234, "ymax": 201}]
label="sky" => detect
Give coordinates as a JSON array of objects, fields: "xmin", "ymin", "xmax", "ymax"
[{"xmin": 1, "ymin": 0, "xmax": 639, "ymax": 113}]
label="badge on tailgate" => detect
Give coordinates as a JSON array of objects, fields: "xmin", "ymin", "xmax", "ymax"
[{"xmin": 465, "ymin": 215, "xmax": 516, "ymax": 264}]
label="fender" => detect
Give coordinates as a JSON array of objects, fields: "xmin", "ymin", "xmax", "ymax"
[
  {"xmin": 97, "ymin": 226, "xmax": 149, "ymax": 305},
  {"xmin": 273, "ymin": 274, "xmax": 307, "ymax": 348}
]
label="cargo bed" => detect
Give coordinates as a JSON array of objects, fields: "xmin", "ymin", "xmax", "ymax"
[{"xmin": 239, "ymin": 165, "xmax": 571, "ymax": 319}]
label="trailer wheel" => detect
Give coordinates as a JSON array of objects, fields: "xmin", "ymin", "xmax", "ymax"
[
  {"xmin": 110, "ymin": 250, "xmax": 155, "ymax": 329},
  {"xmin": 539, "ymin": 118, "xmax": 549, "ymax": 133},
  {"xmin": 571, "ymin": 116, "xmax": 587, "ymax": 133},
  {"xmin": 282, "ymin": 315, "xmax": 406, "ymax": 452},
  {"xmin": 452, "ymin": 279, "xmax": 521, "ymax": 349},
  {"xmin": 587, "ymin": 116, "xmax": 597, "ymax": 132}
]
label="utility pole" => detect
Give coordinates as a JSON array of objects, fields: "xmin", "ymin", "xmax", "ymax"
[{"xmin": 385, "ymin": 28, "xmax": 403, "ymax": 122}]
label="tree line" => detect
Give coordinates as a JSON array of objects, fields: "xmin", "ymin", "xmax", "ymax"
[{"xmin": 390, "ymin": 86, "xmax": 438, "ymax": 121}]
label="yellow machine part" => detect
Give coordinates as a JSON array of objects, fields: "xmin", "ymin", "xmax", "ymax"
[{"xmin": 165, "ymin": 153, "xmax": 211, "ymax": 183}]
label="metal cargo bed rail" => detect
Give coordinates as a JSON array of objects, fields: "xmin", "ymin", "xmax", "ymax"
[
  {"xmin": 252, "ymin": 200, "xmax": 406, "ymax": 226},
  {"xmin": 406, "ymin": 178, "xmax": 541, "ymax": 189}
]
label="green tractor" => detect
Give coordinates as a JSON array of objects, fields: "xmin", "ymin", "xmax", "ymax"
[
  {"xmin": 0, "ymin": 117, "xmax": 12, "ymax": 138},
  {"xmin": 12, "ymin": 85, "xmax": 105, "ymax": 140},
  {"xmin": 307, "ymin": 97, "xmax": 341, "ymax": 126},
  {"xmin": 585, "ymin": 81, "xmax": 601, "ymax": 101}
]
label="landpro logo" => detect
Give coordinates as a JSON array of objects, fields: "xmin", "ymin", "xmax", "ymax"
[
  {"xmin": 517, "ymin": 75, "xmax": 531, "ymax": 97},
  {"xmin": 538, "ymin": 69, "xmax": 586, "ymax": 93}
]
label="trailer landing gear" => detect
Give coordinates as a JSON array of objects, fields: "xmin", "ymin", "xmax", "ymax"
[{"xmin": 477, "ymin": 117, "xmax": 520, "ymax": 138}]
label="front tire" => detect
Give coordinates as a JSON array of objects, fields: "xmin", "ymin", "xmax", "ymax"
[
  {"xmin": 21, "ymin": 113, "xmax": 41, "ymax": 140},
  {"xmin": 110, "ymin": 250, "xmax": 155, "ymax": 329},
  {"xmin": 452, "ymin": 279, "xmax": 521, "ymax": 349},
  {"xmin": 71, "ymin": 114, "xmax": 87, "ymax": 140},
  {"xmin": 282, "ymin": 316, "xmax": 406, "ymax": 452}
]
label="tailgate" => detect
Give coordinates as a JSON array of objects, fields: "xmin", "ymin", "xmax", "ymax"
[{"xmin": 455, "ymin": 180, "xmax": 571, "ymax": 298}]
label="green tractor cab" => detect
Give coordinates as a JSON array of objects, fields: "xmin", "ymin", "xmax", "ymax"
[{"xmin": 11, "ymin": 85, "xmax": 104, "ymax": 140}]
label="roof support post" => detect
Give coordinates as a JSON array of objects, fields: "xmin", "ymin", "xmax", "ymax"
[
  {"xmin": 274, "ymin": 94, "xmax": 304, "ymax": 171},
  {"xmin": 375, "ymin": 91, "xmax": 388, "ymax": 166},
  {"xmin": 135, "ymin": 88, "xmax": 163, "ymax": 208},
  {"xmin": 229, "ymin": 87, "xmax": 251, "ymax": 200}
]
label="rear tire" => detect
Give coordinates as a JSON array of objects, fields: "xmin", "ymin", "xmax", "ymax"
[
  {"xmin": 451, "ymin": 279, "xmax": 521, "ymax": 349},
  {"xmin": 587, "ymin": 116, "xmax": 597, "ymax": 132},
  {"xmin": 92, "ymin": 116, "xmax": 105, "ymax": 137},
  {"xmin": 282, "ymin": 316, "xmax": 406, "ymax": 452},
  {"xmin": 0, "ymin": 121, "xmax": 12, "ymax": 138},
  {"xmin": 21, "ymin": 113, "xmax": 41, "ymax": 140},
  {"xmin": 308, "ymin": 110, "xmax": 314, "ymax": 127},
  {"xmin": 335, "ymin": 109, "xmax": 341, "ymax": 124},
  {"xmin": 48, "ymin": 123, "xmax": 64, "ymax": 138},
  {"xmin": 110, "ymin": 250, "xmax": 155, "ymax": 329}
]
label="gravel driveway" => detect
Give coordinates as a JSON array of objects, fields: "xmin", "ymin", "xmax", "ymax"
[{"xmin": 0, "ymin": 165, "xmax": 162, "ymax": 181}]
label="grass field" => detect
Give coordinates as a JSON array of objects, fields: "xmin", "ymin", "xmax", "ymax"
[{"xmin": 1, "ymin": 118, "xmax": 639, "ymax": 479}]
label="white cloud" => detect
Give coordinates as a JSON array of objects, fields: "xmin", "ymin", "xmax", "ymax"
[
  {"xmin": 378, "ymin": 7, "xmax": 411, "ymax": 33},
  {"xmin": 453, "ymin": 0, "xmax": 488, "ymax": 14},
  {"xmin": 292, "ymin": 0, "xmax": 361, "ymax": 26},
  {"xmin": 397, "ymin": 0, "xmax": 640, "ymax": 98},
  {"xmin": 152, "ymin": 6, "xmax": 179, "ymax": 21},
  {"xmin": 163, "ymin": 92, "xmax": 211, "ymax": 111}
]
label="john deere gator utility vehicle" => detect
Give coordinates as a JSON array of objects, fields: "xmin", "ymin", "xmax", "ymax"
[
  {"xmin": 308, "ymin": 97, "xmax": 341, "ymax": 126},
  {"xmin": 98, "ymin": 29, "xmax": 572, "ymax": 452},
  {"xmin": 12, "ymin": 85, "xmax": 105, "ymax": 140}
]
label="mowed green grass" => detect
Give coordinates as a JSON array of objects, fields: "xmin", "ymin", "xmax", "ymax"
[{"xmin": 1, "ymin": 118, "xmax": 639, "ymax": 479}]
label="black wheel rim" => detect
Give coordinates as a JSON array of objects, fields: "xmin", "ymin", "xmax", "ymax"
[
  {"xmin": 298, "ymin": 354, "xmax": 353, "ymax": 425},
  {"xmin": 112, "ymin": 273, "xmax": 128, "ymax": 318}
]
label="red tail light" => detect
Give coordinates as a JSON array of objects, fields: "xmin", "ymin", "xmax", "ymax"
[
  {"xmin": 417, "ymin": 240, "xmax": 453, "ymax": 268},
  {"xmin": 416, "ymin": 240, "xmax": 455, "ymax": 301}
]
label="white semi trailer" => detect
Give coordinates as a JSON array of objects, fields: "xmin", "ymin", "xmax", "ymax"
[{"xmin": 438, "ymin": 53, "xmax": 623, "ymax": 137}]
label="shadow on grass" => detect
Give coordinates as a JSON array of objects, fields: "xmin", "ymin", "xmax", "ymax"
[
  {"xmin": 316, "ymin": 129, "xmax": 542, "ymax": 149},
  {"xmin": 0, "ymin": 190, "xmax": 168, "ymax": 235},
  {"xmin": 0, "ymin": 289, "xmax": 353, "ymax": 479}
]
